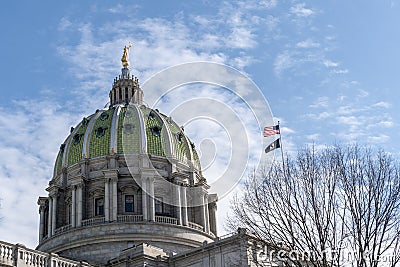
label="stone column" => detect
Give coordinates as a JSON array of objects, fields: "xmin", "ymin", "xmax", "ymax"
[
  {"xmin": 142, "ymin": 178, "xmax": 148, "ymax": 221},
  {"xmin": 48, "ymin": 197, "xmax": 53, "ymax": 237},
  {"xmin": 39, "ymin": 207, "xmax": 45, "ymax": 241},
  {"xmin": 204, "ymin": 194, "xmax": 210, "ymax": 234},
  {"xmin": 103, "ymin": 170, "xmax": 118, "ymax": 221},
  {"xmin": 77, "ymin": 184, "xmax": 83, "ymax": 227},
  {"xmin": 104, "ymin": 178, "xmax": 110, "ymax": 221},
  {"xmin": 200, "ymin": 192, "xmax": 209, "ymax": 233},
  {"xmin": 181, "ymin": 186, "xmax": 188, "ymax": 226},
  {"xmin": 174, "ymin": 185, "xmax": 182, "ymax": 225},
  {"xmin": 111, "ymin": 177, "xmax": 118, "ymax": 221},
  {"xmin": 51, "ymin": 194, "xmax": 57, "ymax": 235},
  {"xmin": 71, "ymin": 187, "xmax": 76, "ymax": 227},
  {"xmin": 37, "ymin": 197, "xmax": 47, "ymax": 242},
  {"xmin": 209, "ymin": 202, "xmax": 218, "ymax": 236},
  {"xmin": 148, "ymin": 177, "xmax": 155, "ymax": 222}
]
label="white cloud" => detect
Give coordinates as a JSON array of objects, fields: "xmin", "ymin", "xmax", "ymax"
[
  {"xmin": 357, "ymin": 89, "xmax": 369, "ymax": 98},
  {"xmin": 296, "ymin": 39, "xmax": 320, "ymax": 48},
  {"xmin": 58, "ymin": 17, "xmax": 72, "ymax": 31},
  {"xmin": 273, "ymin": 50, "xmax": 294, "ymax": 77},
  {"xmin": 309, "ymin": 96, "xmax": 329, "ymax": 108},
  {"xmin": 331, "ymin": 69, "xmax": 349, "ymax": 74},
  {"xmin": 0, "ymin": 98, "xmax": 79, "ymax": 247},
  {"xmin": 372, "ymin": 101, "xmax": 391, "ymax": 108},
  {"xmin": 227, "ymin": 27, "xmax": 257, "ymax": 49},
  {"xmin": 305, "ymin": 111, "xmax": 331, "ymax": 120},
  {"xmin": 290, "ymin": 3, "xmax": 314, "ymax": 17},
  {"xmin": 367, "ymin": 134, "xmax": 390, "ymax": 144},
  {"xmin": 377, "ymin": 121, "xmax": 393, "ymax": 128},
  {"xmin": 306, "ymin": 133, "xmax": 320, "ymax": 140},
  {"xmin": 323, "ymin": 60, "xmax": 339, "ymax": 67},
  {"xmin": 281, "ymin": 126, "xmax": 295, "ymax": 134}
]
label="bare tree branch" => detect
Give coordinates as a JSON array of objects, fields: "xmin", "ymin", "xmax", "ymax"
[{"xmin": 227, "ymin": 145, "xmax": 400, "ymax": 267}]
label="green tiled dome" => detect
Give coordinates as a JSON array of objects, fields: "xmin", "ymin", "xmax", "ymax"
[{"xmin": 53, "ymin": 104, "xmax": 201, "ymax": 177}]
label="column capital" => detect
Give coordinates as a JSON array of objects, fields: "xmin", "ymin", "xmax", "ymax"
[
  {"xmin": 76, "ymin": 182, "xmax": 85, "ymax": 189},
  {"xmin": 208, "ymin": 193, "xmax": 218, "ymax": 203},
  {"xmin": 37, "ymin": 196, "xmax": 48, "ymax": 207},
  {"xmin": 46, "ymin": 184, "xmax": 60, "ymax": 196},
  {"xmin": 70, "ymin": 174, "xmax": 86, "ymax": 185}
]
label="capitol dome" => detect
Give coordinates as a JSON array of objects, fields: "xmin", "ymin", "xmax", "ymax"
[{"xmin": 36, "ymin": 46, "xmax": 217, "ymax": 265}]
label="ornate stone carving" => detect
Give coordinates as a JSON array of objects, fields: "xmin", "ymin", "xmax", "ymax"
[
  {"xmin": 90, "ymin": 162, "xmax": 108, "ymax": 172},
  {"xmin": 153, "ymin": 162, "xmax": 166, "ymax": 171}
]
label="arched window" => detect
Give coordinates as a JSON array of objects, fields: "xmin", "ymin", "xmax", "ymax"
[
  {"xmin": 125, "ymin": 195, "xmax": 134, "ymax": 212},
  {"xmin": 121, "ymin": 185, "xmax": 139, "ymax": 214},
  {"xmin": 89, "ymin": 188, "xmax": 105, "ymax": 218},
  {"xmin": 155, "ymin": 197, "xmax": 164, "ymax": 214},
  {"xmin": 95, "ymin": 198, "xmax": 104, "ymax": 216}
]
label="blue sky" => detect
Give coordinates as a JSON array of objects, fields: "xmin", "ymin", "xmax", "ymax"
[{"xmin": 1, "ymin": 0, "xmax": 400, "ymax": 247}]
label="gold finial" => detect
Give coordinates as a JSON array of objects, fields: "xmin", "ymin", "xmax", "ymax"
[{"xmin": 121, "ymin": 42, "xmax": 133, "ymax": 67}]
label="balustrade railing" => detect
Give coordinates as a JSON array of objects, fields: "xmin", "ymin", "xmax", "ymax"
[
  {"xmin": 41, "ymin": 215, "xmax": 206, "ymax": 238},
  {"xmin": 155, "ymin": 215, "xmax": 178, "ymax": 225},
  {"xmin": 54, "ymin": 224, "xmax": 71, "ymax": 235},
  {"xmin": 188, "ymin": 221, "xmax": 204, "ymax": 231},
  {"xmin": 0, "ymin": 241, "xmax": 92, "ymax": 267},
  {"xmin": 117, "ymin": 214, "xmax": 143, "ymax": 222},
  {"xmin": 0, "ymin": 241, "xmax": 14, "ymax": 266},
  {"xmin": 81, "ymin": 217, "xmax": 105, "ymax": 227}
]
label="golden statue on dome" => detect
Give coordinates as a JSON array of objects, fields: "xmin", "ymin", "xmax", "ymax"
[{"xmin": 121, "ymin": 42, "xmax": 132, "ymax": 67}]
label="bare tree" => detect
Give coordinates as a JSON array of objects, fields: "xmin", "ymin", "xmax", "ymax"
[{"xmin": 227, "ymin": 145, "xmax": 400, "ymax": 267}]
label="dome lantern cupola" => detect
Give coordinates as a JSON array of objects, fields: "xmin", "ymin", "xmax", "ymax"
[{"xmin": 109, "ymin": 43, "xmax": 143, "ymax": 105}]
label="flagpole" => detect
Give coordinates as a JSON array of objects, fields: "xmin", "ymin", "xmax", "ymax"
[{"xmin": 278, "ymin": 121, "xmax": 286, "ymax": 174}]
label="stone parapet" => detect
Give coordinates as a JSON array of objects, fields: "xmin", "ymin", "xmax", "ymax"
[{"xmin": 0, "ymin": 240, "xmax": 92, "ymax": 267}]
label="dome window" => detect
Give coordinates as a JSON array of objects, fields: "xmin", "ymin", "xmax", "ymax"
[
  {"xmin": 73, "ymin": 134, "xmax": 82, "ymax": 145},
  {"xmin": 95, "ymin": 198, "xmax": 104, "ymax": 216},
  {"xmin": 148, "ymin": 111, "xmax": 156, "ymax": 119},
  {"xmin": 60, "ymin": 143, "xmax": 66, "ymax": 152},
  {"xmin": 125, "ymin": 195, "xmax": 134, "ymax": 212},
  {"xmin": 95, "ymin": 126, "xmax": 108, "ymax": 138},
  {"xmin": 177, "ymin": 133, "xmax": 183, "ymax": 142},
  {"xmin": 155, "ymin": 197, "xmax": 164, "ymax": 214},
  {"xmin": 100, "ymin": 112, "xmax": 109, "ymax": 121},
  {"xmin": 151, "ymin": 126, "xmax": 161, "ymax": 137},
  {"xmin": 123, "ymin": 123, "xmax": 134, "ymax": 134},
  {"xmin": 81, "ymin": 117, "xmax": 89, "ymax": 126}
]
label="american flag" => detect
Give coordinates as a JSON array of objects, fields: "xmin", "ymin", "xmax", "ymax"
[{"xmin": 263, "ymin": 125, "xmax": 280, "ymax": 137}]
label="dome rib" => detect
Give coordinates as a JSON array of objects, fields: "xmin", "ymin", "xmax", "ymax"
[
  {"xmin": 110, "ymin": 105, "xmax": 122, "ymax": 154},
  {"xmin": 154, "ymin": 110, "xmax": 174, "ymax": 158},
  {"xmin": 63, "ymin": 122, "xmax": 83, "ymax": 167},
  {"xmin": 182, "ymin": 132, "xmax": 195, "ymax": 168},
  {"xmin": 165, "ymin": 120, "xmax": 191, "ymax": 166},
  {"xmin": 132, "ymin": 104, "xmax": 147, "ymax": 153},
  {"xmin": 82, "ymin": 111, "xmax": 103, "ymax": 159}
]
